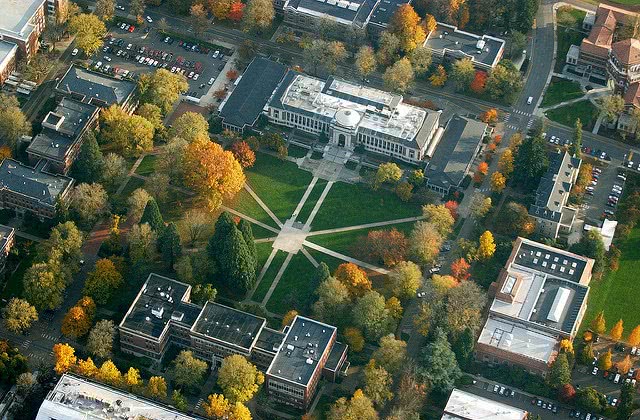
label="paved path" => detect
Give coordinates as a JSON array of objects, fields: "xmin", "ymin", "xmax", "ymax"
[
  {"xmin": 261, "ymin": 252, "xmax": 294, "ymax": 305},
  {"xmin": 220, "ymin": 206, "xmax": 280, "ymax": 234},
  {"xmin": 14, "ymin": 230, "xmax": 44, "ymax": 242},
  {"xmin": 115, "ymin": 154, "xmax": 146, "ymax": 196},
  {"xmin": 292, "ymin": 176, "xmax": 319, "ymax": 221},
  {"xmin": 303, "ymin": 241, "xmax": 389, "ymax": 274},
  {"xmin": 244, "ymin": 184, "xmax": 284, "ymax": 228},
  {"xmin": 254, "ymin": 237, "xmax": 277, "ymax": 243},
  {"xmin": 303, "ymin": 181, "xmax": 334, "ymax": 228},
  {"xmin": 306, "ymin": 215, "xmax": 424, "ymax": 237},
  {"xmin": 300, "ymin": 247, "xmax": 318, "ymax": 267},
  {"xmin": 247, "ymin": 248, "xmax": 278, "ymax": 301}
]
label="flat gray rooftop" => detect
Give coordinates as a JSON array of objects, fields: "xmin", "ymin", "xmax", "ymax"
[
  {"xmin": 0, "ymin": 41, "xmax": 17, "ymax": 65},
  {"xmin": 369, "ymin": 0, "xmax": 410, "ymax": 26},
  {"xmin": 515, "ymin": 241, "xmax": 588, "ymax": 284},
  {"xmin": 529, "ymin": 277, "xmax": 588, "ymax": 334},
  {"xmin": 267, "ymin": 316, "xmax": 335, "ymax": 386},
  {"xmin": 0, "ymin": 159, "xmax": 72, "ymax": 205},
  {"xmin": 0, "ymin": 224, "xmax": 14, "ymax": 253},
  {"xmin": 256, "ymin": 327, "xmax": 286, "ymax": 353},
  {"xmin": 425, "ymin": 24, "xmax": 504, "ymax": 67},
  {"xmin": 193, "ymin": 302, "xmax": 265, "ymax": 350},
  {"xmin": 286, "ymin": 0, "xmax": 376, "ymax": 25},
  {"xmin": 0, "ymin": 0, "xmax": 42, "ymax": 39},
  {"xmin": 56, "ymin": 65, "xmax": 136, "ymax": 106}
]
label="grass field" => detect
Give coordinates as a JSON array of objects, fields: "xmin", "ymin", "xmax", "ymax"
[
  {"xmin": 245, "ymin": 153, "xmax": 313, "ymax": 222},
  {"xmin": 555, "ymin": 7, "xmax": 587, "ymax": 73},
  {"xmin": 256, "ymin": 242, "xmax": 274, "ymax": 275},
  {"xmin": 251, "ymin": 250, "xmax": 287, "ymax": 303},
  {"xmin": 227, "ymin": 189, "xmax": 280, "ymax": 229},
  {"xmin": 288, "ymin": 144, "xmax": 310, "ymax": 158},
  {"xmin": 310, "ymin": 182, "xmax": 422, "ymax": 231},
  {"xmin": 306, "ymin": 248, "xmax": 346, "ymax": 274},
  {"xmin": 135, "ymin": 155, "xmax": 157, "ymax": 176},
  {"xmin": 541, "ymin": 78, "xmax": 584, "ymax": 107},
  {"xmin": 118, "ymin": 176, "xmax": 145, "ymax": 199},
  {"xmin": 581, "ymin": 226, "xmax": 640, "ymax": 333},
  {"xmin": 295, "ymin": 179, "xmax": 328, "ymax": 224},
  {"xmin": 266, "ymin": 252, "xmax": 319, "ymax": 315},
  {"xmin": 545, "ymin": 100, "xmax": 600, "ymax": 130}
]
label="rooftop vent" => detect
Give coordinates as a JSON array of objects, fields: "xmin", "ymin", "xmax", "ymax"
[{"xmin": 305, "ymin": 358, "xmax": 314, "ymax": 365}]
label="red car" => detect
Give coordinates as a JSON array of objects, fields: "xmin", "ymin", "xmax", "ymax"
[{"xmin": 128, "ymin": 25, "xmax": 135, "ymax": 32}]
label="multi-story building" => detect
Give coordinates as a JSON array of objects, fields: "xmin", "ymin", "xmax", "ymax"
[
  {"xmin": 282, "ymin": 0, "xmax": 377, "ymax": 32},
  {"xmin": 266, "ymin": 72, "xmax": 443, "ymax": 163},
  {"xmin": 56, "ymin": 64, "xmax": 138, "ymax": 111},
  {"xmin": 475, "ymin": 238, "xmax": 593, "ymax": 376},
  {"xmin": 119, "ymin": 274, "xmax": 348, "ymax": 409},
  {"xmin": 36, "ymin": 373, "xmax": 202, "ymax": 420},
  {"xmin": 0, "ymin": 41, "xmax": 18, "ymax": 86},
  {"xmin": 0, "ymin": 158, "xmax": 73, "ymax": 219},
  {"xmin": 0, "ymin": 0, "xmax": 47, "ymax": 60},
  {"xmin": 26, "ymin": 97, "xmax": 100, "ymax": 174},
  {"xmin": 423, "ymin": 23, "xmax": 506, "ymax": 70},
  {"xmin": 442, "ymin": 388, "xmax": 528, "ymax": 420},
  {"xmin": 528, "ymin": 151, "xmax": 581, "ymax": 240},
  {"xmin": 0, "ymin": 224, "xmax": 15, "ymax": 272},
  {"xmin": 366, "ymin": 0, "xmax": 410, "ymax": 41}
]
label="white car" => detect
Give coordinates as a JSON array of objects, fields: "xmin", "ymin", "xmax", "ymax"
[
  {"xmin": 208, "ymin": 77, "xmax": 215, "ymax": 85},
  {"xmin": 188, "ymin": 71, "xmax": 195, "ymax": 79},
  {"xmin": 592, "ymin": 366, "xmax": 598, "ymax": 375},
  {"xmin": 120, "ymin": 23, "xmax": 126, "ymax": 29},
  {"xmin": 71, "ymin": 48, "xmax": 78, "ymax": 56},
  {"xmin": 146, "ymin": 15, "xmax": 153, "ymax": 23},
  {"xmin": 94, "ymin": 61, "xmax": 103, "ymax": 69},
  {"xmin": 193, "ymin": 73, "xmax": 199, "ymax": 80},
  {"xmin": 171, "ymin": 66, "xmax": 177, "ymax": 73},
  {"xmin": 126, "ymin": 43, "xmax": 132, "ymax": 50},
  {"xmin": 103, "ymin": 55, "xmax": 112, "ymax": 62},
  {"xmin": 527, "ymin": 96, "xmax": 533, "ymax": 105},
  {"xmin": 116, "ymin": 4, "xmax": 125, "ymax": 10},
  {"xmin": 416, "ymin": 292, "xmax": 425, "ymax": 298},
  {"xmin": 212, "ymin": 50, "xmax": 220, "ymax": 58}
]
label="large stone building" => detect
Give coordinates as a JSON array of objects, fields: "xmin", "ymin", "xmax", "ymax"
[
  {"xmin": 528, "ymin": 151, "xmax": 581, "ymax": 240},
  {"xmin": 0, "ymin": 158, "xmax": 73, "ymax": 219},
  {"xmin": 442, "ymin": 389, "xmax": 528, "ymax": 420},
  {"xmin": 26, "ymin": 97, "xmax": 100, "ymax": 174},
  {"xmin": 119, "ymin": 274, "xmax": 348, "ymax": 410},
  {"xmin": 476, "ymin": 238, "xmax": 593, "ymax": 376}
]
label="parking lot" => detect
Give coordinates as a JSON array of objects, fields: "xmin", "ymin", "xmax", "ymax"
[
  {"xmin": 581, "ymin": 162, "xmax": 626, "ymax": 225},
  {"xmin": 89, "ymin": 22, "xmax": 231, "ymax": 99}
]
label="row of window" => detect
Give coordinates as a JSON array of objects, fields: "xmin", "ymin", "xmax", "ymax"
[
  {"xmin": 274, "ymin": 109, "xmax": 327, "ymax": 133},
  {"xmin": 357, "ymin": 133, "xmax": 416, "ymax": 159},
  {"xmin": 269, "ymin": 380, "xmax": 304, "ymax": 398}
]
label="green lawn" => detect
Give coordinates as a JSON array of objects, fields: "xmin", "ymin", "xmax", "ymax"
[
  {"xmin": 581, "ymin": 226, "xmax": 640, "ymax": 334},
  {"xmin": 245, "ymin": 153, "xmax": 314, "ymax": 222},
  {"xmin": 226, "ymin": 188, "xmax": 280, "ymax": 230},
  {"xmin": 309, "ymin": 182, "xmax": 422, "ymax": 231},
  {"xmin": 256, "ymin": 242, "xmax": 274, "ymax": 271},
  {"xmin": 295, "ymin": 179, "xmax": 328, "ymax": 224},
  {"xmin": 545, "ymin": 100, "xmax": 599, "ymax": 130},
  {"xmin": 555, "ymin": 26, "xmax": 586, "ymax": 73},
  {"xmin": 541, "ymin": 78, "xmax": 584, "ymax": 107},
  {"xmin": 251, "ymin": 250, "xmax": 287, "ymax": 303},
  {"xmin": 288, "ymin": 144, "xmax": 310, "ymax": 158},
  {"xmin": 266, "ymin": 252, "xmax": 319, "ymax": 315},
  {"xmin": 134, "ymin": 155, "xmax": 157, "ymax": 176},
  {"xmin": 118, "ymin": 176, "xmax": 145, "ymax": 199},
  {"xmin": 305, "ymin": 248, "xmax": 346, "ymax": 274},
  {"xmin": 307, "ymin": 221, "xmax": 415, "ymax": 263}
]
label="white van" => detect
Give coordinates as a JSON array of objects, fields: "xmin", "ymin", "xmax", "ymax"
[
  {"xmin": 614, "ymin": 373, "xmax": 621, "ymax": 384},
  {"xmin": 527, "ymin": 96, "xmax": 533, "ymax": 105}
]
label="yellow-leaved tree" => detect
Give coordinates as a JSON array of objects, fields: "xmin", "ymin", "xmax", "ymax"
[
  {"xmin": 590, "ymin": 311, "xmax": 606, "ymax": 335},
  {"xmin": 217, "ymin": 355, "xmax": 264, "ymax": 403},
  {"xmin": 610, "ymin": 319, "xmax": 624, "ymax": 340},
  {"xmin": 477, "ymin": 230, "xmax": 496, "ymax": 260},
  {"xmin": 146, "ymin": 376, "xmax": 168, "ymax": 399},
  {"xmin": 76, "ymin": 357, "xmax": 98, "ymax": 377},
  {"xmin": 53, "ymin": 343, "xmax": 77, "ymax": 374},
  {"xmin": 334, "ymin": 262, "xmax": 372, "ymax": 297},
  {"xmin": 628, "ymin": 325, "xmax": 640, "ymax": 346}
]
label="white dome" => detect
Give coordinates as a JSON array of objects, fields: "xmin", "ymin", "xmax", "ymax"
[{"xmin": 335, "ymin": 108, "xmax": 361, "ymax": 128}]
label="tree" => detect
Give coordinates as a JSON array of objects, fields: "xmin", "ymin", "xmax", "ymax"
[
  {"xmin": 444, "ymin": 281, "xmax": 487, "ymax": 334},
  {"xmin": 139, "ymin": 69, "xmax": 189, "ymax": 115},
  {"xmin": 498, "ymin": 148, "xmax": 514, "ymax": 176},
  {"xmin": 628, "ymin": 324, "xmax": 640, "ymax": 346},
  {"xmin": 98, "ymin": 360, "xmax": 122, "ymax": 385},
  {"xmin": 139, "ymin": 199, "xmax": 164, "ymax": 233},
  {"xmin": 159, "ymin": 222, "xmax": 182, "ymax": 268},
  {"xmin": 575, "ymin": 387, "xmax": 603, "ymax": 413},
  {"xmin": 484, "ymin": 61, "xmax": 524, "ymax": 104},
  {"xmin": 217, "ymin": 355, "xmax": 264, "ymax": 403},
  {"xmin": 376, "ymin": 32, "xmax": 400, "ymax": 66},
  {"xmin": 23, "ymin": 262, "xmax": 65, "ymax": 311},
  {"xmin": 450, "ymin": 58, "xmax": 475, "ymax": 91},
  {"xmin": 597, "ymin": 349, "xmax": 612, "ymax": 371},
  {"xmin": 477, "ymin": 230, "xmax": 496, "ymax": 260},
  {"xmin": 388, "ymin": 261, "xmax": 422, "ymax": 298},
  {"xmin": 230, "ymin": 141, "xmax": 256, "ymax": 168},
  {"xmin": 190, "ymin": 3, "xmax": 209, "ymax": 35},
  {"xmin": 0, "ymin": 94, "xmax": 31, "ymax": 151},
  {"xmin": 395, "ymin": 181, "xmax": 413, "ymax": 202},
  {"xmin": 180, "ymin": 208, "xmax": 209, "ymax": 246},
  {"xmin": 490, "ymin": 171, "xmax": 506, "ymax": 193},
  {"xmin": 183, "ymin": 137, "xmax": 245, "ymax": 212},
  {"xmin": 327, "ymin": 389, "xmax": 378, "ymax": 420},
  {"xmin": 335, "ymin": 262, "xmax": 371, "ymax": 297},
  {"xmin": 616, "ymin": 354, "xmax": 633, "ymax": 375},
  {"xmin": 610, "ymin": 319, "xmax": 624, "ymax": 340},
  {"xmin": 477, "ymin": 162, "xmax": 489, "ymax": 177},
  {"xmin": 580, "ymin": 342, "xmax": 595, "ymax": 365},
  {"xmin": 559, "ymin": 383, "xmax": 576, "ymax": 403},
  {"xmin": 68, "ymin": 14, "xmax": 106, "ymax": 55},
  {"xmin": 69, "ymin": 183, "xmax": 108, "ymax": 226},
  {"xmin": 503, "ymin": 201, "xmax": 535, "ymax": 236},
  {"xmin": 591, "ymin": 311, "xmax": 606, "ymax": 335},
  {"xmin": 172, "ymin": 390, "xmax": 188, "ymax": 411},
  {"xmin": 243, "ymin": 0, "xmax": 275, "ymax": 32},
  {"xmin": 209, "ymin": 220, "xmax": 256, "ymax": 293},
  {"xmin": 3, "ymin": 298, "xmax": 38, "ymax": 333},
  {"xmin": 101, "ymin": 152, "xmax": 128, "ymax": 191},
  {"xmin": 598, "ymin": 94, "xmax": 625, "ymax": 123},
  {"xmin": 408, "ymin": 46, "xmax": 432, "ymax": 76},
  {"xmin": 571, "ymin": 118, "xmax": 582, "ymax": 156},
  {"xmin": 617, "ymin": 383, "xmax": 635, "ymax": 420},
  {"xmin": 353, "ymin": 290, "xmax": 395, "ymax": 341},
  {"xmin": 130, "ymin": 0, "xmax": 145, "ymax": 18},
  {"xmin": 136, "ymin": 103, "xmax": 164, "ymax": 133},
  {"xmin": 429, "ymin": 65, "xmax": 447, "ymax": 87},
  {"xmin": 61, "ymin": 305, "xmax": 92, "ymax": 338},
  {"xmin": 168, "ymin": 112, "xmax": 209, "ymax": 143},
  {"xmin": 470, "ymin": 70, "xmax": 488, "ymax": 93},
  {"xmin": 548, "ymin": 353, "xmax": 571, "ymax": 389},
  {"xmin": 71, "ymin": 132, "xmax": 103, "ymax": 183},
  {"xmin": 571, "ymin": 229, "xmax": 606, "ymax": 274},
  {"xmin": 53, "ymin": 343, "xmax": 77, "ymax": 374},
  {"xmin": 410, "ymin": 221, "xmax": 443, "ymax": 264},
  {"xmin": 101, "ymin": 105, "xmax": 154, "ymax": 157},
  {"xmin": 124, "ymin": 367, "xmax": 142, "ymax": 391},
  {"xmin": 363, "ymin": 360, "xmax": 393, "ymax": 408},
  {"xmin": 87, "ymin": 319, "xmax": 115, "ymax": 359},
  {"xmin": 128, "ymin": 223, "xmax": 157, "ymax": 264},
  {"xmin": 481, "ymin": 109, "xmax": 498, "ymax": 124},
  {"xmin": 94, "ymin": 0, "xmax": 115, "ymax": 21},
  {"xmin": 127, "ymin": 189, "xmax": 152, "ymax": 224},
  {"xmin": 383, "ymin": 58, "xmax": 415, "ymax": 93},
  {"xmin": 229, "ymin": 1, "xmax": 245, "ymax": 21},
  {"xmin": 450, "ymin": 258, "xmax": 470, "ymax": 281},
  {"xmin": 173, "ymin": 350, "xmax": 208, "ymax": 390},
  {"xmin": 420, "ymin": 328, "xmax": 461, "ymax": 393},
  {"xmin": 282, "ymin": 310, "xmax": 298, "ymax": 327},
  {"xmin": 147, "ymin": 376, "xmax": 168, "ymax": 399},
  {"xmin": 514, "ymin": 135, "xmax": 548, "ymax": 190},
  {"xmin": 372, "ymin": 335, "xmax": 407, "ymax": 375},
  {"xmin": 192, "ymin": 284, "xmax": 218, "ymax": 305},
  {"xmin": 389, "ymin": 4, "xmax": 426, "ymax": 52},
  {"xmin": 452, "ymin": 327, "xmax": 475, "ymax": 367},
  {"xmin": 362, "ymin": 229, "xmax": 407, "ymax": 268},
  {"xmin": 470, "ymin": 194, "xmax": 492, "ymax": 219},
  {"xmin": 423, "ymin": 204, "xmax": 455, "ymax": 236},
  {"xmin": 313, "ymin": 277, "xmax": 351, "ymax": 326},
  {"xmin": 83, "ymin": 258, "xmax": 123, "ymax": 304},
  {"xmin": 355, "ymin": 46, "xmax": 377, "ymax": 79},
  {"xmin": 375, "ymin": 162, "xmax": 402, "ymax": 187},
  {"xmin": 203, "ymin": 393, "xmax": 230, "ymax": 418}
]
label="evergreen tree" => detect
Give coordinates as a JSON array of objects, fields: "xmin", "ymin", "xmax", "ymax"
[
  {"xmin": 419, "ymin": 328, "xmax": 461, "ymax": 393},
  {"xmin": 548, "ymin": 353, "xmax": 571, "ymax": 389},
  {"xmin": 71, "ymin": 132, "xmax": 104, "ymax": 183},
  {"xmin": 207, "ymin": 211, "xmax": 236, "ymax": 264},
  {"xmin": 452, "ymin": 327, "xmax": 475, "ymax": 368},
  {"xmin": 617, "ymin": 383, "xmax": 634, "ymax": 420},
  {"xmin": 219, "ymin": 228, "xmax": 256, "ymax": 293},
  {"xmin": 238, "ymin": 219, "xmax": 257, "ymax": 274},
  {"xmin": 513, "ymin": 135, "xmax": 549, "ymax": 190},
  {"xmin": 140, "ymin": 199, "xmax": 164, "ymax": 232},
  {"xmin": 313, "ymin": 262, "xmax": 331, "ymax": 284},
  {"xmin": 571, "ymin": 119, "xmax": 582, "ymax": 157},
  {"xmin": 160, "ymin": 222, "xmax": 182, "ymax": 268}
]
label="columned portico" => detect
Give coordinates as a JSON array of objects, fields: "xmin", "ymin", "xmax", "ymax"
[{"xmin": 329, "ymin": 108, "xmax": 360, "ymax": 150}]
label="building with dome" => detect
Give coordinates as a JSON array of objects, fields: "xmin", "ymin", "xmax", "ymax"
[{"xmin": 266, "ymin": 73, "xmax": 443, "ymax": 163}]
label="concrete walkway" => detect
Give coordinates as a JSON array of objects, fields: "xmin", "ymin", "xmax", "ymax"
[
  {"xmin": 220, "ymin": 206, "xmax": 280, "ymax": 234},
  {"xmin": 115, "ymin": 153, "xmax": 147, "ymax": 196},
  {"xmin": 300, "ymin": 247, "xmax": 318, "ymax": 267},
  {"xmin": 306, "ymin": 216, "xmax": 424, "ymax": 237},
  {"xmin": 303, "ymin": 241, "xmax": 389, "ymax": 274},
  {"xmin": 244, "ymin": 184, "xmax": 284, "ymax": 228},
  {"xmin": 247, "ymin": 247, "xmax": 279, "ymax": 301},
  {"xmin": 303, "ymin": 181, "xmax": 334, "ymax": 229},
  {"xmin": 292, "ymin": 176, "xmax": 319, "ymax": 221},
  {"xmin": 261, "ymin": 252, "xmax": 294, "ymax": 305}
]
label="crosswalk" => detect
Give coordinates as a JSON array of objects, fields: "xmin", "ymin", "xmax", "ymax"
[
  {"xmin": 21, "ymin": 340, "xmax": 31, "ymax": 349},
  {"xmin": 195, "ymin": 398, "xmax": 204, "ymax": 410},
  {"xmin": 503, "ymin": 113, "xmax": 511, "ymax": 122},
  {"xmin": 526, "ymin": 119, "xmax": 535, "ymax": 129},
  {"xmin": 506, "ymin": 124, "xmax": 519, "ymax": 131},
  {"xmin": 27, "ymin": 351, "xmax": 53, "ymax": 363},
  {"xmin": 475, "ymin": 187, "xmax": 491, "ymax": 193},
  {"xmin": 41, "ymin": 333, "xmax": 58, "ymax": 341},
  {"xmin": 512, "ymin": 109, "xmax": 532, "ymax": 117}
]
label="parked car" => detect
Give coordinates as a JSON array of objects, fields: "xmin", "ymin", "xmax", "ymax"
[
  {"xmin": 208, "ymin": 77, "xmax": 215, "ymax": 85},
  {"xmin": 592, "ymin": 366, "xmax": 599, "ymax": 375},
  {"xmin": 103, "ymin": 55, "xmax": 112, "ymax": 62},
  {"xmin": 614, "ymin": 373, "xmax": 621, "ymax": 383},
  {"xmin": 146, "ymin": 15, "xmax": 153, "ymax": 23}
]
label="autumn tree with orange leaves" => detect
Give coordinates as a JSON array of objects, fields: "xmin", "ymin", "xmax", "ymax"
[
  {"xmin": 481, "ymin": 108, "xmax": 498, "ymax": 124},
  {"xmin": 361, "ymin": 228, "xmax": 408, "ymax": 267},
  {"xmin": 389, "ymin": 4, "xmax": 426, "ymax": 52},
  {"xmin": 183, "ymin": 137, "xmax": 245, "ymax": 211},
  {"xmin": 53, "ymin": 343, "xmax": 77, "ymax": 374},
  {"xmin": 228, "ymin": 1, "xmax": 245, "ymax": 21},
  {"xmin": 230, "ymin": 141, "xmax": 256, "ymax": 168},
  {"xmin": 444, "ymin": 200, "xmax": 458, "ymax": 220},
  {"xmin": 335, "ymin": 263, "xmax": 372, "ymax": 297},
  {"xmin": 450, "ymin": 258, "xmax": 471, "ymax": 281},
  {"xmin": 478, "ymin": 162, "xmax": 489, "ymax": 176}
]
